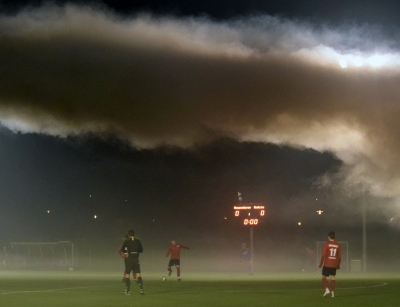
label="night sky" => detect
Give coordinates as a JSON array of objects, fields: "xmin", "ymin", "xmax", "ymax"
[{"xmin": 1, "ymin": 0, "xmax": 400, "ymax": 267}]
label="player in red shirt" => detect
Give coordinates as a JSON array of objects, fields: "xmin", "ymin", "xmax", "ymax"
[
  {"xmin": 319, "ymin": 231, "xmax": 341, "ymax": 298},
  {"xmin": 166, "ymin": 240, "xmax": 190, "ymax": 281}
]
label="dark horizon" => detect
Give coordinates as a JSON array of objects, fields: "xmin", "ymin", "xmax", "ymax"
[{"xmin": 0, "ymin": 128, "xmax": 398, "ymax": 274}]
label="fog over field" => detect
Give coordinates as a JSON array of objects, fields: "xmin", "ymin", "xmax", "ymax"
[{"xmin": 1, "ymin": 1, "xmax": 400, "ymax": 275}]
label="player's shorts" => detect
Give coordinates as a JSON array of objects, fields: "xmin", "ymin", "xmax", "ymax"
[
  {"xmin": 168, "ymin": 259, "xmax": 180, "ymax": 267},
  {"xmin": 322, "ymin": 266, "xmax": 337, "ymax": 277},
  {"xmin": 125, "ymin": 259, "xmax": 141, "ymax": 274}
]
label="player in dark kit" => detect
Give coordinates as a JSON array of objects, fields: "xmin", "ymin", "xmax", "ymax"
[
  {"xmin": 166, "ymin": 240, "xmax": 190, "ymax": 281},
  {"xmin": 118, "ymin": 235, "xmax": 137, "ymax": 283},
  {"xmin": 121, "ymin": 230, "xmax": 144, "ymax": 295},
  {"xmin": 319, "ymin": 231, "xmax": 341, "ymax": 298}
]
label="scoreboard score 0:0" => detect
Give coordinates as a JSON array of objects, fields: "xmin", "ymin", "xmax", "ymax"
[{"xmin": 233, "ymin": 203, "xmax": 265, "ymax": 226}]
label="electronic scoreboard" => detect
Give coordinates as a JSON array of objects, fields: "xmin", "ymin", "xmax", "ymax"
[{"xmin": 233, "ymin": 203, "xmax": 265, "ymax": 226}]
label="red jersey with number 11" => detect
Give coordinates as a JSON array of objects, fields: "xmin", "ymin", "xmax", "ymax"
[{"xmin": 319, "ymin": 240, "xmax": 341, "ymax": 268}]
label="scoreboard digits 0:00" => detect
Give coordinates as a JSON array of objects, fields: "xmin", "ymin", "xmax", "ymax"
[
  {"xmin": 243, "ymin": 218, "xmax": 258, "ymax": 225},
  {"xmin": 233, "ymin": 203, "xmax": 265, "ymax": 226}
]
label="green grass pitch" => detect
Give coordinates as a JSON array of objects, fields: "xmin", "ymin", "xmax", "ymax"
[{"xmin": 0, "ymin": 271, "xmax": 398, "ymax": 307}]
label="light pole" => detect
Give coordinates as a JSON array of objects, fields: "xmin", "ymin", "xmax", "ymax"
[
  {"xmin": 249, "ymin": 226, "xmax": 254, "ymax": 275},
  {"xmin": 236, "ymin": 192, "xmax": 259, "ymax": 275},
  {"xmin": 362, "ymin": 185, "xmax": 367, "ymax": 272},
  {"xmin": 238, "ymin": 192, "xmax": 253, "ymax": 273}
]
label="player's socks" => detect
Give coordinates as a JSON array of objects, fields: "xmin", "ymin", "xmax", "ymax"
[
  {"xmin": 322, "ymin": 277, "xmax": 330, "ymax": 297},
  {"xmin": 322, "ymin": 277, "xmax": 328, "ymax": 289},
  {"xmin": 330, "ymin": 280, "xmax": 336, "ymax": 292},
  {"xmin": 177, "ymin": 267, "xmax": 181, "ymax": 277},
  {"xmin": 168, "ymin": 268, "xmax": 172, "ymax": 276},
  {"xmin": 138, "ymin": 277, "xmax": 144, "ymax": 294},
  {"xmin": 331, "ymin": 291, "xmax": 334, "ymax": 298},
  {"xmin": 125, "ymin": 278, "xmax": 131, "ymax": 292}
]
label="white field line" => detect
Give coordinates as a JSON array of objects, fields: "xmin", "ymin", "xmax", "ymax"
[
  {"xmin": 0, "ymin": 282, "xmax": 388, "ymax": 295},
  {"xmin": 223, "ymin": 282, "xmax": 388, "ymax": 293},
  {"xmin": 1, "ymin": 284, "xmax": 116, "ymax": 295}
]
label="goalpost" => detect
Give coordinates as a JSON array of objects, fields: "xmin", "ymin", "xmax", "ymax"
[
  {"xmin": 316, "ymin": 241, "xmax": 348, "ymax": 272},
  {"xmin": 9, "ymin": 241, "xmax": 76, "ymax": 270}
]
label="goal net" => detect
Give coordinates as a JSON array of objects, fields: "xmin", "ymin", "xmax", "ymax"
[
  {"xmin": 316, "ymin": 241, "xmax": 348, "ymax": 272},
  {"xmin": 8, "ymin": 241, "xmax": 76, "ymax": 270}
]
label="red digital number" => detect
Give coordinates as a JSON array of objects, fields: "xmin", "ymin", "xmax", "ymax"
[
  {"xmin": 235, "ymin": 210, "xmax": 239, "ymax": 217},
  {"xmin": 243, "ymin": 219, "xmax": 258, "ymax": 225},
  {"xmin": 260, "ymin": 210, "xmax": 265, "ymax": 216},
  {"xmin": 250, "ymin": 219, "xmax": 258, "ymax": 225}
]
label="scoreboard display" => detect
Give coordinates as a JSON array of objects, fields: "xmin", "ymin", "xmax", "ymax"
[{"xmin": 233, "ymin": 203, "xmax": 265, "ymax": 226}]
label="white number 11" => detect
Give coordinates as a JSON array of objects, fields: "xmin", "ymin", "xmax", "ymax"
[{"xmin": 330, "ymin": 248, "xmax": 337, "ymax": 257}]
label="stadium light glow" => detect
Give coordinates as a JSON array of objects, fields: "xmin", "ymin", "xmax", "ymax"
[
  {"xmin": 338, "ymin": 52, "xmax": 400, "ymax": 68},
  {"xmin": 353, "ymin": 57, "xmax": 364, "ymax": 67},
  {"xmin": 296, "ymin": 45, "xmax": 400, "ymax": 69}
]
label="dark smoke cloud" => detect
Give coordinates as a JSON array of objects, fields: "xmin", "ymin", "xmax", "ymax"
[{"xmin": 1, "ymin": 5, "xmax": 400, "ymax": 202}]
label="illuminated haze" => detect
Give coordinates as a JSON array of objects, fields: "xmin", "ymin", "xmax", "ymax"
[{"xmin": 2, "ymin": 5, "xmax": 400, "ymax": 210}]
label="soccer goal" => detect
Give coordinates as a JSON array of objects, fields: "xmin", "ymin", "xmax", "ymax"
[
  {"xmin": 8, "ymin": 241, "xmax": 76, "ymax": 270},
  {"xmin": 316, "ymin": 241, "xmax": 348, "ymax": 272}
]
